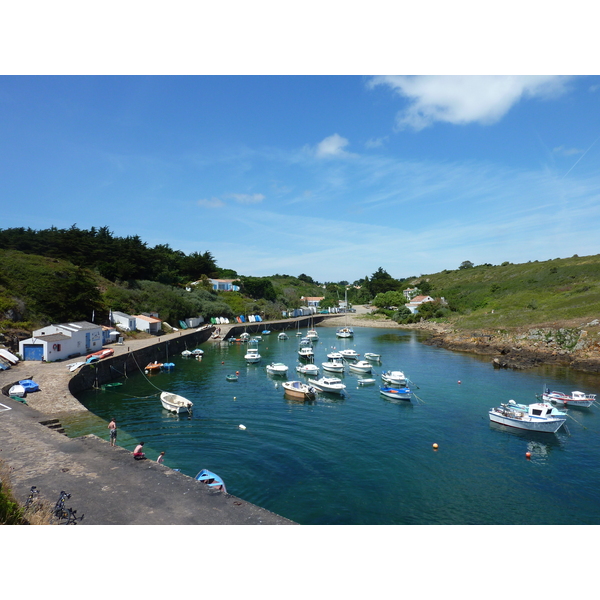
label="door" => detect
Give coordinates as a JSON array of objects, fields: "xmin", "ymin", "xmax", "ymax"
[{"xmin": 23, "ymin": 344, "xmax": 44, "ymax": 361}]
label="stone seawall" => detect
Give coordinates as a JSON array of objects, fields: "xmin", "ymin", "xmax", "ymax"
[{"xmin": 68, "ymin": 326, "xmax": 215, "ymax": 395}]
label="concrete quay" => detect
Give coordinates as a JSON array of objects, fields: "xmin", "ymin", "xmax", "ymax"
[{"xmin": 0, "ymin": 323, "xmax": 299, "ymax": 524}]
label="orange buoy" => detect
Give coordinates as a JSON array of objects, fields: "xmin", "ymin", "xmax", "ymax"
[
  {"xmin": 458, "ymin": 380, "xmax": 461, "ymax": 384},
  {"xmin": 526, "ymin": 452, "xmax": 531, "ymax": 459},
  {"xmin": 433, "ymin": 443, "xmax": 438, "ymax": 450}
]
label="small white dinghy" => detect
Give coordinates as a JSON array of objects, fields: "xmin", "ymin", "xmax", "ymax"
[
  {"xmin": 160, "ymin": 391, "xmax": 193, "ymax": 414},
  {"xmin": 9, "ymin": 384, "xmax": 26, "ymax": 398}
]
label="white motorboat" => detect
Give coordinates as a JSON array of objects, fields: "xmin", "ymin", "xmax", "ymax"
[
  {"xmin": 266, "ymin": 362, "xmax": 289, "ymax": 376},
  {"xmin": 299, "ymin": 337, "xmax": 313, "ymax": 347},
  {"xmin": 244, "ymin": 347, "xmax": 261, "ymax": 363},
  {"xmin": 489, "ymin": 400, "xmax": 568, "ymax": 433},
  {"xmin": 364, "ymin": 352, "xmax": 381, "ymax": 362},
  {"xmin": 278, "ymin": 332, "xmax": 289, "ymax": 340},
  {"xmin": 326, "ymin": 351, "xmax": 343, "ymax": 360},
  {"xmin": 348, "ymin": 360, "xmax": 372, "ymax": 374},
  {"xmin": 181, "ymin": 349, "xmax": 192, "ymax": 357},
  {"xmin": 308, "ymin": 377, "xmax": 347, "ymax": 394},
  {"xmin": 282, "ymin": 380, "xmax": 317, "ymax": 400},
  {"xmin": 380, "ymin": 386, "xmax": 411, "ymax": 401},
  {"xmin": 240, "ymin": 332, "xmax": 251, "ymax": 342},
  {"xmin": 381, "ymin": 370, "xmax": 408, "ymax": 386},
  {"xmin": 336, "ymin": 326, "xmax": 354, "ymax": 338},
  {"xmin": 339, "ymin": 349, "xmax": 360, "ymax": 361},
  {"xmin": 306, "ymin": 329, "xmax": 319, "ymax": 341},
  {"xmin": 9, "ymin": 384, "xmax": 26, "ymax": 398},
  {"xmin": 298, "ymin": 346, "xmax": 315, "ymax": 361},
  {"xmin": 541, "ymin": 389, "xmax": 596, "ymax": 408},
  {"xmin": 296, "ymin": 363, "xmax": 319, "ymax": 376},
  {"xmin": 160, "ymin": 391, "xmax": 193, "ymax": 414},
  {"xmin": 322, "ymin": 360, "xmax": 345, "ymax": 373},
  {"xmin": 357, "ymin": 378, "xmax": 376, "ymax": 386},
  {"xmin": 191, "ymin": 348, "xmax": 204, "ymax": 356}
]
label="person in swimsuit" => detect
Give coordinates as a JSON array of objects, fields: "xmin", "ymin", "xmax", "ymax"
[
  {"xmin": 157, "ymin": 451, "xmax": 165, "ymax": 464},
  {"xmin": 108, "ymin": 418, "xmax": 117, "ymax": 446},
  {"xmin": 133, "ymin": 442, "xmax": 146, "ymax": 460}
]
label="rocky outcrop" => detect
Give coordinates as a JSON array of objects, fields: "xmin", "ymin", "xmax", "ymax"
[{"xmin": 422, "ymin": 321, "xmax": 600, "ymax": 373}]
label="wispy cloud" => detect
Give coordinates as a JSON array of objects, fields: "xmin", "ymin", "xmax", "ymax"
[
  {"xmin": 197, "ymin": 197, "xmax": 225, "ymax": 208},
  {"xmin": 226, "ymin": 193, "xmax": 265, "ymax": 204},
  {"xmin": 367, "ymin": 75, "xmax": 571, "ymax": 130},
  {"xmin": 553, "ymin": 146, "xmax": 584, "ymax": 157}
]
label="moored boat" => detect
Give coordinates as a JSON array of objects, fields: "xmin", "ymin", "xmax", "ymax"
[
  {"xmin": 339, "ymin": 349, "xmax": 359, "ymax": 361},
  {"xmin": 244, "ymin": 347, "xmax": 261, "ymax": 363},
  {"xmin": 160, "ymin": 391, "xmax": 193, "ymax": 414},
  {"xmin": 226, "ymin": 373, "xmax": 239, "ymax": 382},
  {"xmin": 364, "ymin": 352, "xmax": 381, "ymax": 362},
  {"xmin": 381, "ymin": 370, "xmax": 408, "ymax": 386},
  {"xmin": 296, "ymin": 363, "xmax": 319, "ymax": 376},
  {"xmin": 326, "ymin": 351, "xmax": 343, "ymax": 360},
  {"xmin": 357, "ymin": 378, "xmax": 376, "ymax": 386},
  {"xmin": 336, "ymin": 326, "xmax": 354, "ymax": 338},
  {"xmin": 348, "ymin": 360, "xmax": 372, "ymax": 374},
  {"xmin": 145, "ymin": 361, "xmax": 163, "ymax": 373},
  {"xmin": 380, "ymin": 386, "xmax": 412, "ymax": 401},
  {"xmin": 195, "ymin": 469, "xmax": 227, "ymax": 493},
  {"xmin": 278, "ymin": 332, "xmax": 289, "ymax": 340},
  {"xmin": 282, "ymin": 380, "xmax": 317, "ymax": 400},
  {"xmin": 489, "ymin": 400, "xmax": 568, "ymax": 433},
  {"xmin": 308, "ymin": 376, "xmax": 346, "ymax": 395},
  {"xmin": 322, "ymin": 359, "xmax": 345, "ymax": 373},
  {"xmin": 542, "ymin": 389, "xmax": 596, "ymax": 408},
  {"xmin": 298, "ymin": 346, "xmax": 315, "ymax": 361},
  {"xmin": 266, "ymin": 362, "xmax": 289, "ymax": 376}
]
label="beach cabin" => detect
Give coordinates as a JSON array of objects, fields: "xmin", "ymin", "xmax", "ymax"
[
  {"xmin": 134, "ymin": 314, "xmax": 162, "ymax": 334},
  {"xmin": 209, "ymin": 279, "xmax": 240, "ymax": 292},
  {"xmin": 111, "ymin": 311, "xmax": 137, "ymax": 332},
  {"xmin": 19, "ymin": 321, "xmax": 103, "ymax": 362}
]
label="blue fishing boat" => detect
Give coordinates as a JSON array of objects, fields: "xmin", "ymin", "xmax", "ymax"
[
  {"xmin": 195, "ymin": 469, "xmax": 227, "ymax": 493},
  {"xmin": 380, "ymin": 386, "xmax": 411, "ymax": 401}
]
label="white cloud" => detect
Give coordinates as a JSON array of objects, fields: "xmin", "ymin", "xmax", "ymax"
[
  {"xmin": 368, "ymin": 75, "xmax": 571, "ymax": 130},
  {"xmin": 315, "ymin": 133, "xmax": 351, "ymax": 158},
  {"xmin": 365, "ymin": 136, "xmax": 388, "ymax": 149},
  {"xmin": 227, "ymin": 193, "xmax": 265, "ymax": 204}
]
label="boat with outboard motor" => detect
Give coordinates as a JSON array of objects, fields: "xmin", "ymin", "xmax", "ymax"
[
  {"xmin": 160, "ymin": 391, "xmax": 193, "ymax": 414},
  {"xmin": 266, "ymin": 362, "xmax": 289, "ymax": 376},
  {"xmin": 282, "ymin": 380, "xmax": 317, "ymax": 400},
  {"xmin": 322, "ymin": 359, "xmax": 345, "ymax": 373},
  {"xmin": 381, "ymin": 370, "xmax": 408, "ymax": 386},
  {"xmin": 348, "ymin": 360, "xmax": 372, "ymax": 374},
  {"xmin": 380, "ymin": 386, "xmax": 411, "ymax": 401}
]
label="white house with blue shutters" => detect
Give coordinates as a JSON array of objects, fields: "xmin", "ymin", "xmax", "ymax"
[{"xmin": 19, "ymin": 321, "xmax": 104, "ymax": 362}]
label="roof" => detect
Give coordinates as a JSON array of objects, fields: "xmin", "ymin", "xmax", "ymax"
[
  {"xmin": 410, "ymin": 295, "xmax": 434, "ymax": 303},
  {"xmin": 134, "ymin": 315, "xmax": 162, "ymax": 323},
  {"xmin": 57, "ymin": 321, "xmax": 101, "ymax": 332},
  {"xmin": 302, "ymin": 297, "xmax": 325, "ymax": 301},
  {"xmin": 112, "ymin": 311, "xmax": 133, "ymax": 319},
  {"xmin": 31, "ymin": 333, "xmax": 71, "ymax": 343}
]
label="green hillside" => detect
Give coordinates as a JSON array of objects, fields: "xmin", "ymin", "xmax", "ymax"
[{"xmin": 414, "ymin": 255, "xmax": 600, "ymax": 329}]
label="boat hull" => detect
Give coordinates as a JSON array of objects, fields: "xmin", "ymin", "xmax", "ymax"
[
  {"xmin": 282, "ymin": 381, "xmax": 316, "ymax": 400},
  {"xmin": 489, "ymin": 410, "xmax": 566, "ymax": 433},
  {"xmin": 542, "ymin": 391, "xmax": 595, "ymax": 408}
]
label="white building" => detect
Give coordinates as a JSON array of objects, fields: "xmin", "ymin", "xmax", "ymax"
[
  {"xmin": 19, "ymin": 321, "xmax": 103, "ymax": 362},
  {"xmin": 134, "ymin": 314, "xmax": 162, "ymax": 334},
  {"xmin": 111, "ymin": 311, "xmax": 137, "ymax": 331},
  {"xmin": 406, "ymin": 295, "xmax": 435, "ymax": 314}
]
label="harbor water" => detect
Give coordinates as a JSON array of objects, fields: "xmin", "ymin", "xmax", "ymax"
[{"xmin": 66, "ymin": 327, "xmax": 600, "ymax": 525}]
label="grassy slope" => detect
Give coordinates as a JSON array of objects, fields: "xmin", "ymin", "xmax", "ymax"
[{"xmin": 418, "ymin": 254, "xmax": 600, "ymax": 330}]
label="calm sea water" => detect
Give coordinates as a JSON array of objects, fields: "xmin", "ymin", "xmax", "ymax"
[{"xmin": 65, "ymin": 326, "xmax": 600, "ymax": 525}]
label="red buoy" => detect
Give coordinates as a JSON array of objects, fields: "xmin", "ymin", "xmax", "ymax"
[{"xmin": 526, "ymin": 452, "xmax": 531, "ymax": 459}]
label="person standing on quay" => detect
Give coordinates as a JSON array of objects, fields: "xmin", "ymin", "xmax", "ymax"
[
  {"xmin": 108, "ymin": 418, "xmax": 117, "ymax": 447},
  {"xmin": 157, "ymin": 451, "xmax": 165, "ymax": 464}
]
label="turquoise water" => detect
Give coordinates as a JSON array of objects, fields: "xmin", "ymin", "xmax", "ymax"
[{"xmin": 67, "ymin": 327, "xmax": 600, "ymax": 524}]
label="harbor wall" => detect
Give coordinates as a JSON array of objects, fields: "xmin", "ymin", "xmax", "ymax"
[{"xmin": 68, "ymin": 326, "xmax": 215, "ymax": 395}]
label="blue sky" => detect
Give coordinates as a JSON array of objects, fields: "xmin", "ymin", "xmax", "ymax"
[{"xmin": 2, "ymin": 74, "xmax": 599, "ymax": 283}]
